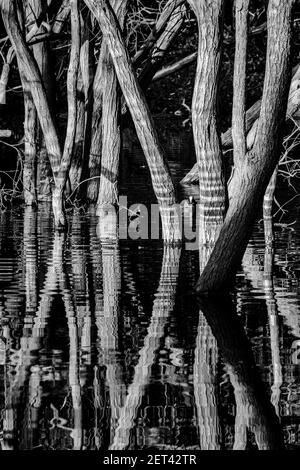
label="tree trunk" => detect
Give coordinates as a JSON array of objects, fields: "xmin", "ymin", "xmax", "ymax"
[
  {"xmin": 22, "ymin": 72, "xmax": 38, "ymax": 205},
  {"xmin": 84, "ymin": 0, "xmax": 181, "ymax": 242},
  {"xmin": 69, "ymin": 10, "xmax": 92, "ymax": 194},
  {"xmin": 52, "ymin": 0, "xmax": 80, "ymax": 229},
  {"xmin": 181, "ymin": 63, "xmax": 300, "ymax": 186},
  {"xmin": 232, "ymin": 0, "xmax": 249, "ymax": 169},
  {"xmin": 187, "ymin": 0, "xmax": 227, "ymax": 247},
  {"xmin": 27, "ymin": 0, "xmax": 55, "ymax": 202},
  {"xmin": 196, "ymin": 0, "xmax": 295, "ymax": 293},
  {"xmin": 97, "ymin": 0, "xmax": 128, "ymax": 210},
  {"xmin": 1, "ymin": 0, "xmax": 62, "ymax": 192}
]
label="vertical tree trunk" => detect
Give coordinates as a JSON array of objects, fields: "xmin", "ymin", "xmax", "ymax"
[
  {"xmin": 196, "ymin": 0, "xmax": 295, "ymax": 293},
  {"xmin": 97, "ymin": 0, "xmax": 128, "ymax": 211},
  {"xmin": 69, "ymin": 10, "xmax": 92, "ymax": 193},
  {"xmin": 1, "ymin": 0, "xmax": 62, "ymax": 201},
  {"xmin": 232, "ymin": 0, "xmax": 249, "ymax": 170},
  {"xmin": 84, "ymin": 0, "xmax": 181, "ymax": 242},
  {"xmin": 187, "ymin": 0, "xmax": 227, "ymax": 250},
  {"xmin": 22, "ymin": 74, "xmax": 38, "ymax": 205},
  {"xmin": 52, "ymin": 0, "xmax": 80, "ymax": 228},
  {"xmin": 27, "ymin": 0, "xmax": 55, "ymax": 202}
]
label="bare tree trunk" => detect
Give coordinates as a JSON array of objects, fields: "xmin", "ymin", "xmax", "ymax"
[
  {"xmin": 22, "ymin": 73, "xmax": 38, "ymax": 205},
  {"xmin": 87, "ymin": 52, "xmax": 103, "ymax": 202},
  {"xmin": 52, "ymin": 0, "xmax": 80, "ymax": 228},
  {"xmin": 84, "ymin": 0, "xmax": 181, "ymax": 242},
  {"xmin": 187, "ymin": 0, "xmax": 227, "ymax": 247},
  {"xmin": 181, "ymin": 63, "xmax": 300, "ymax": 186},
  {"xmin": 196, "ymin": 0, "xmax": 295, "ymax": 293},
  {"xmin": 232, "ymin": 0, "xmax": 249, "ymax": 170},
  {"xmin": 1, "ymin": 0, "xmax": 62, "ymax": 206},
  {"xmin": 69, "ymin": 10, "xmax": 92, "ymax": 194},
  {"xmin": 27, "ymin": 0, "xmax": 55, "ymax": 202},
  {"xmin": 97, "ymin": 0, "xmax": 128, "ymax": 210}
]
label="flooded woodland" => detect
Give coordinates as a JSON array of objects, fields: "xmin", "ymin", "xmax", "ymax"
[{"xmin": 0, "ymin": 0, "xmax": 300, "ymax": 452}]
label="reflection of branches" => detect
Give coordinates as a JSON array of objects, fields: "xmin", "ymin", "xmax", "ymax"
[
  {"xmin": 198, "ymin": 295, "xmax": 284, "ymax": 450},
  {"xmin": 110, "ymin": 245, "xmax": 181, "ymax": 450}
]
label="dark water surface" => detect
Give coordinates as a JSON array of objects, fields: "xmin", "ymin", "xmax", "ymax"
[{"xmin": 0, "ymin": 157, "xmax": 300, "ymax": 450}]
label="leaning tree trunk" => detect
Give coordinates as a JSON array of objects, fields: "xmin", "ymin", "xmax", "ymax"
[
  {"xmin": 0, "ymin": 0, "xmax": 62, "ymax": 206},
  {"xmin": 97, "ymin": 0, "xmax": 128, "ymax": 212},
  {"xmin": 196, "ymin": 0, "xmax": 295, "ymax": 293},
  {"xmin": 187, "ymin": 0, "xmax": 227, "ymax": 252},
  {"xmin": 84, "ymin": 0, "xmax": 181, "ymax": 243}
]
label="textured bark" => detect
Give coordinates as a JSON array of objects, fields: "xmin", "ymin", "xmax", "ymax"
[
  {"xmin": 97, "ymin": 0, "xmax": 128, "ymax": 209},
  {"xmin": 196, "ymin": 0, "xmax": 295, "ymax": 293},
  {"xmin": 69, "ymin": 11, "xmax": 92, "ymax": 193},
  {"xmin": 84, "ymin": 0, "xmax": 181, "ymax": 242},
  {"xmin": 181, "ymin": 63, "xmax": 300, "ymax": 186},
  {"xmin": 52, "ymin": 0, "xmax": 80, "ymax": 228},
  {"xmin": 1, "ymin": 0, "xmax": 62, "ymax": 184},
  {"xmin": 232, "ymin": 0, "xmax": 249, "ymax": 168},
  {"xmin": 27, "ymin": 0, "xmax": 55, "ymax": 201},
  {"xmin": 187, "ymin": 0, "xmax": 227, "ymax": 246},
  {"xmin": 0, "ymin": 62, "xmax": 10, "ymax": 104},
  {"xmin": 22, "ymin": 76, "xmax": 37, "ymax": 205}
]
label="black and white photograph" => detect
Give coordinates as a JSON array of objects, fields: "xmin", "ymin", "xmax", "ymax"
[{"xmin": 0, "ymin": 0, "xmax": 299, "ymax": 458}]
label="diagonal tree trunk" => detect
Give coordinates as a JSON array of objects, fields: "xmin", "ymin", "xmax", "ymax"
[{"xmin": 84, "ymin": 0, "xmax": 181, "ymax": 243}]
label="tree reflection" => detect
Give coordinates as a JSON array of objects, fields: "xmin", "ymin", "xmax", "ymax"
[{"xmin": 197, "ymin": 294, "xmax": 284, "ymax": 450}]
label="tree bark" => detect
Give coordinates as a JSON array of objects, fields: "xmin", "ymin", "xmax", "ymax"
[
  {"xmin": 181, "ymin": 63, "xmax": 300, "ymax": 186},
  {"xmin": 187, "ymin": 0, "xmax": 227, "ymax": 247},
  {"xmin": 84, "ymin": 0, "xmax": 181, "ymax": 242},
  {"xmin": 27, "ymin": 0, "xmax": 55, "ymax": 202},
  {"xmin": 1, "ymin": 0, "xmax": 62, "ymax": 188},
  {"xmin": 97, "ymin": 0, "xmax": 128, "ymax": 210},
  {"xmin": 196, "ymin": 0, "xmax": 295, "ymax": 293},
  {"xmin": 232, "ymin": 0, "xmax": 249, "ymax": 169},
  {"xmin": 52, "ymin": 0, "xmax": 80, "ymax": 228}
]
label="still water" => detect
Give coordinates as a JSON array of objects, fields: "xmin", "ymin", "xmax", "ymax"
[{"xmin": 0, "ymin": 157, "xmax": 299, "ymax": 450}]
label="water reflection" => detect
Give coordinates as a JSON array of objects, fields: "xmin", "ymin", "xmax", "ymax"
[{"xmin": 0, "ymin": 204, "xmax": 299, "ymax": 450}]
